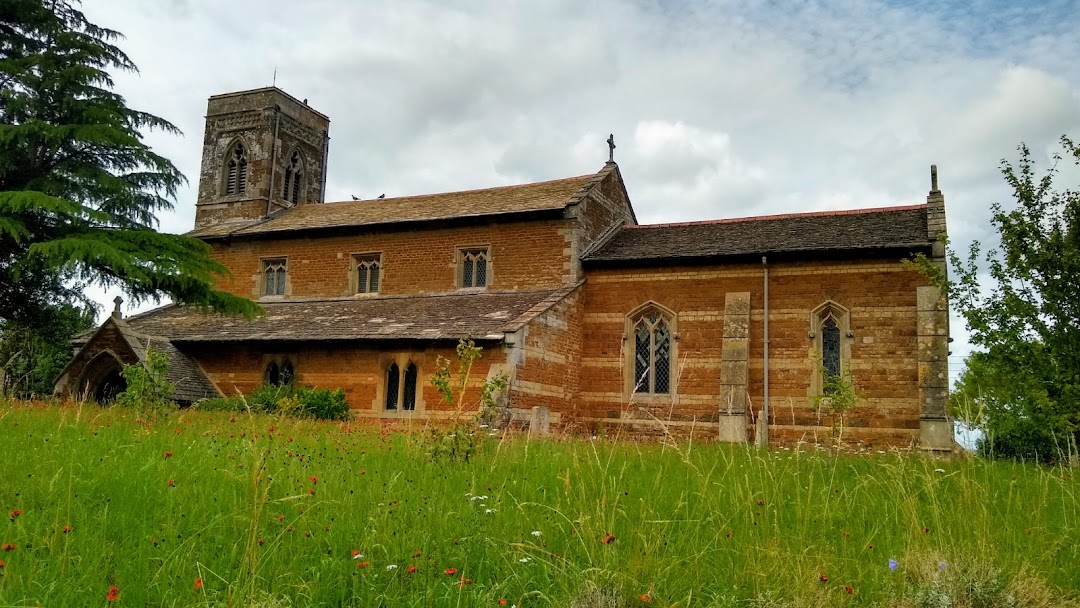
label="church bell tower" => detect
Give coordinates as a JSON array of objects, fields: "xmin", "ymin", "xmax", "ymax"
[{"xmin": 193, "ymin": 87, "xmax": 330, "ymax": 229}]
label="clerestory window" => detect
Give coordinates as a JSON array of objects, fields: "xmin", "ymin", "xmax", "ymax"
[
  {"xmin": 282, "ymin": 150, "xmax": 304, "ymax": 204},
  {"xmin": 225, "ymin": 142, "xmax": 248, "ymax": 195},
  {"xmin": 262, "ymin": 258, "xmax": 287, "ymax": 297},
  {"xmin": 353, "ymin": 254, "xmax": 381, "ymax": 294},
  {"xmin": 459, "ymin": 247, "xmax": 489, "ymax": 288}
]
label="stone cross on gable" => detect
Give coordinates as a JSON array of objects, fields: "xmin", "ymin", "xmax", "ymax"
[{"xmin": 607, "ymin": 134, "xmax": 616, "ymax": 163}]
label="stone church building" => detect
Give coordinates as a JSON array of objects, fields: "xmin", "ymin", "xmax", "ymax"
[{"xmin": 55, "ymin": 87, "xmax": 952, "ymax": 449}]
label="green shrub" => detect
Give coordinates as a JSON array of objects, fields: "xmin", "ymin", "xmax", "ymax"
[
  {"xmin": 241, "ymin": 383, "xmax": 349, "ymax": 420},
  {"xmin": 115, "ymin": 349, "xmax": 175, "ymax": 417}
]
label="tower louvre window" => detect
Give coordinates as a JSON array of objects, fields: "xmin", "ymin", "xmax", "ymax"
[
  {"xmin": 283, "ymin": 150, "xmax": 304, "ymax": 204},
  {"xmin": 226, "ymin": 143, "xmax": 248, "ymax": 195}
]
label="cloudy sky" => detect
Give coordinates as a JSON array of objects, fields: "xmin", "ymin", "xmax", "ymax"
[{"xmin": 81, "ymin": 0, "xmax": 1080, "ymax": 379}]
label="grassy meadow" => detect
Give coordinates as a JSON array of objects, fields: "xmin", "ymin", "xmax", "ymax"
[{"xmin": 0, "ymin": 400, "xmax": 1076, "ymax": 607}]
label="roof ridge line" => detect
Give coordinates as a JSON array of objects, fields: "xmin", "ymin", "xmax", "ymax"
[
  {"xmin": 322, "ymin": 173, "xmax": 597, "ymax": 205},
  {"xmin": 563, "ymin": 162, "xmax": 618, "ymax": 207},
  {"xmin": 628, "ymin": 203, "xmax": 928, "ymax": 229}
]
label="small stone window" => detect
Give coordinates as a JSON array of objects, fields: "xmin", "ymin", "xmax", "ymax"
[
  {"xmin": 262, "ymin": 258, "xmax": 287, "ymax": 296},
  {"xmin": 459, "ymin": 247, "xmax": 489, "ymax": 288},
  {"xmin": 265, "ymin": 360, "xmax": 294, "ymax": 386},
  {"xmin": 225, "ymin": 142, "xmax": 248, "ymax": 195},
  {"xmin": 353, "ymin": 253, "xmax": 381, "ymax": 294},
  {"xmin": 385, "ymin": 361, "xmax": 418, "ymax": 411},
  {"xmin": 282, "ymin": 150, "xmax": 304, "ymax": 204}
]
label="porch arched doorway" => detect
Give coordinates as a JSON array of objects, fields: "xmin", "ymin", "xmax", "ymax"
[{"xmin": 79, "ymin": 352, "xmax": 128, "ymax": 404}]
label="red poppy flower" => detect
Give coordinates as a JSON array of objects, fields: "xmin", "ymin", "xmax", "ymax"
[
  {"xmin": 406, "ymin": 564, "xmax": 417, "ymax": 573},
  {"xmin": 8, "ymin": 509, "xmax": 21, "ymax": 519},
  {"xmin": 601, "ymin": 533, "xmax": 616, "ymax": 544},
  {"xmin": 163, "ymin": 452, "xmax": 173, "ymax": 459},
  {"xmin": 359, "ymin": 468, "xmax": 366, "ymax": 475},
  {"xmin": 756, "ymin": 499, "xmax": 765, "ymax": 506},
  {"xmin": 356, "ymin": 560, "xmax": 370, "ymax": 568},
  {"xmin": 0, "ymin": 560, "xmax": 5, "ymax": 568},
  {"xmin": 819, "ymin": 574, "xmax": 829, "ymax": 582},
  {"xmin": 194, "ymin": 577, "xmax": 203, "ymax": 590},
  {"xmin": 309, "ymin": 476, "xmax": 318, "ymax": 484},
  {"xmin": 640, "ymin": 593, "xmax": 651, "ymax": 602},
  {"xmin": 277, "ymin": 514, "xmax": 286, "ymax": 522},
  {"xmin": 412, "ymin": 550, "xmax": 422, "ymax": 557},
  {"xmin": 499, "ymin": 599, "xmax": 507, "ymax": 606},
  {"xmin": 62, "ymin": 525, "xmax": 72, "ymax": 533},
  {"xmin": 308, "ymin": 488, "xmax": 315, "ymax": 495},
  {"xmin": 845, "ymin": 584, "xmax": 854, "ymax": 595},
  {"xmin": 1, "ymin": 543, "xmax": 16, "ymax": 551},
  {"xmin": 923, "ymin": 527, "xmax": 930, "ymax": 533},
  {"xmin": 351, "ymin": 549, "xmax": 361, "ymax": 557},
  {"xmin": 867, "ymin": 543, "xmax": 874, "ymax": 549},
  {"xmin": 106, "ymin": 585, "xmax": 120, "ymax": 601},
  {"xmin": 257, "ymin": 538, "xmax": 264, "ymax": 545},
  {"xmin": 167, "ymin": 479, "xmax": 176, "ymax": 487},
  {"xmin": 444, "ymin": 567, "xmax": 457, "ymax": 576}
]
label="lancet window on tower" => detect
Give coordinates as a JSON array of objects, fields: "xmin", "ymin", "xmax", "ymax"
[
  {"xmin": 282, "ymin": 150, "xmax": 304, "ymax": 204},
  {"xmin": 225, "ymin": 142, "xmax": 248, "ymax": 195}
]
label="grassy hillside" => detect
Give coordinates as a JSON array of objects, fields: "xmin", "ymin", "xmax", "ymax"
[{"xmin": 0, "ymin": 401, "xmax": 1076, "ymax": 607}]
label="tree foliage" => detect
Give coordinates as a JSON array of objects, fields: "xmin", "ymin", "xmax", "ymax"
[
  {"xmin": 0, "ymin": 302, "xmax": 93, "ymax": 397},
  {"xmin": 0, "ymin": 0, "xmax": 259, "ymax": 329},
  {"xmin": 918, "ymin": 136, "xmax": 1080, "ymax": 462}
]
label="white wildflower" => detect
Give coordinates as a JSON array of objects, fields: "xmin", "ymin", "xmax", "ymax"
[
  {"xmin": 531, "ymin": 530, "xmax": 542, "ymax": 537},
  {"xmin": 485, "ymin": 508, "xmax": 496, "ymax": 514},
  {"xmin": 935, "ymin": 468, "xmax": 946, "ymax": 473},
  {"xmin": 386, "ymin": 564, "xmax": 397, "ymax": 571},
  {"xmin": 519, "ymin": 557, "xmax": 530, "ymax": 563}
]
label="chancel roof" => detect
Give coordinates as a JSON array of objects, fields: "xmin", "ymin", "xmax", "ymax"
[{"xmin": 584, "ymin": 205, "xmax": 933, "ymax": 264}]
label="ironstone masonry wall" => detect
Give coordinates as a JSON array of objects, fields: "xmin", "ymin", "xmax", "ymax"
[
  {"xmin": 208, "ymin": 219, "xmax": 575, "ymax": 299},
  {"xmin": 577, "ymin": 257, "xmax": 931, "ymax": 447}
]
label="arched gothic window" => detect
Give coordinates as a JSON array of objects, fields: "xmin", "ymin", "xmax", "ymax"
[
  {"xmin": 385, "ymin": 361, "xmax": 419, "ymax": 411},
  {"xmin": 402, "ymin": 363, "xmax": 418, "ymax": 411},
  {"xmin": 225, "ymin": 142, "xmax": 248, "ymax": 195},
  {"xmin": 626, "ymin": 303, "xmax": 676, "ymax": 395},
  {"xmin": 265, "ymin": 360, "xmax": 294, "ymax": 386},
  {"xmin": 385, "ymin": 362, "xmax": 400, "ymax": 410},
  {"xmin": 809, "ymin": 301, "xmax": 851, "ymax": 396},
  {"xmin": 282, "ymin": 150, "xmax": 304, "ymax": 204}
]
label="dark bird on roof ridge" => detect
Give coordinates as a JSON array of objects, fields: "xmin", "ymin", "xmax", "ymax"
[
  {"xmin": 350, "ymin": 195, "xmax": 359, "ymax": 200},
  {"xmin": 377, "ymin": 193, "xmax": 385, "ymax": 199}
]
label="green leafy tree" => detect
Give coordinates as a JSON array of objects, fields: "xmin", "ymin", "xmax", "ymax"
[
  {"xmin": 916, "ymin": 136, "xmax": 1080, "ymax": 462},
  {"xmin": 0, "ymin": 302, "xmax": 93, "ymax": 397},
  {"xmin": 0, "ymin": 0, "xmax": 259, "ymax": 331}
]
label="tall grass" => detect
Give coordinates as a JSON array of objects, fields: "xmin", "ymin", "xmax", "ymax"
[{"xmin": 0, "ymin": 400, "xmax": 1076, "ymax": 606}]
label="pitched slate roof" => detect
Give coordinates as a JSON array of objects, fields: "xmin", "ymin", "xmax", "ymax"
[
  {"xmin": 123, "ymin": 285, "xmax": 580, "ymax": 343},
  {"xmin": 57, "ymin": 317, "xmax": 220, "ymax": 402},
  {"xmin": 136, "ymin": 338, "xmax": 220, "ymax": 402},
  {"xmin": 584, "ymin": 205, "xmax": 933, "ymax": 264},
  {"xmin": 188, "ymin": 169, "xmax": 613, "ymax": 240}
]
